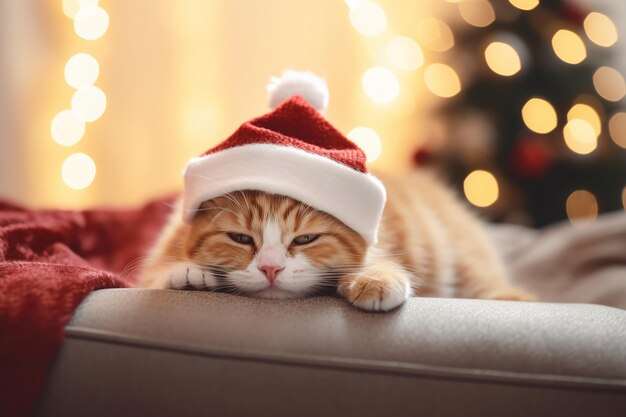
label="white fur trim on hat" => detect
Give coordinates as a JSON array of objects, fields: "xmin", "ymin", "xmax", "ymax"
[
  {"xmin": 182, "ymin": 144, "xmax": 386, "ymax": 246},
  {"xmin": 267, "ymin": 70, "xmax": 329, "ymax": 112}
]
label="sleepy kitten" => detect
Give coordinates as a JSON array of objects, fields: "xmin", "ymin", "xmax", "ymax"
[{"xmin": 139, "ymin": 170, "xmax": 535, "ymax": 311}]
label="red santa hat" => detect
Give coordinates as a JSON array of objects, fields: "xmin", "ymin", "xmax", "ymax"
[{"xmin": 182, "ymin": 71, "xmax": 386, "ymax": 246}]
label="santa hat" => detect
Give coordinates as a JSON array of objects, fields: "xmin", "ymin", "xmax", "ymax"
[{"xmin": 182, "ymin": 71, "xmax": 386, "ymax": 246}]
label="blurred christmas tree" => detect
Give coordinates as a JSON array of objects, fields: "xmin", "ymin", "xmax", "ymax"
[{"xmin": 419, "ymin": 0, "xmax": 626, "ymax": 226}]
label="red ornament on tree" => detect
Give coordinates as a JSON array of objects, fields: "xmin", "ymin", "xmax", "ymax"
[{"xmin": 512, "ymin": 137, "xmax": 553, "ymax": 178}]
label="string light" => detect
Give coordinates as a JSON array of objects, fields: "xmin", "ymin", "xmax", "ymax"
[
  {"xmin": 584, "ymin": 12, "xmax": 618, "ymax": 48},
  {"xmin": 563, "ymin": 119, "xmax": 597, "ymax": 155},
  {"xmin": 64, "ymin": 53, "xmax": 99, "ymax": 89},
  {"xmin": 566, "ymin": 190, "xmax": 598, "ymax": 226},
  {"xmin": 521, "ymin": 98, "xmax": 557, "ymax": 134},
  {"xmin": 347, "ymin": 127, "xmax": 382, "ymax": 162},
  {"xmin": 62, "ymin": 153, "xmax": 96, "ymax": 190},
  {"xmin": 362, "ymin": 67, "xmax": 400, "ymax": 103},
  {"xmin": 463, "ymin": 170, "xmax": 499, "ymax": 207},
  {"xmin": 424, "ymin": 63, "xmax": 461, "ymax": 98},
  {"xmin": 74, "ymin": 5, "xmax": 109, "ymax": 40},
  {"xmin": 349, "ymin": 0, "xmax": 387, "ymax": 37},
  {"xmin": 458, "ymin": 0, "xmax": 496, "ymax": 28},
  {"xmin": 593, "ymin": 66, "xmax": 626, "ymax": 102},
  {"xmin": 71, "ymin": 85, "xmax": 107, "ymax": 122},
  {"xmin": 52, "ymin": 0, "xmax": 108, "ymax": 190},
  {"xmin": 508, "ymin": 0, "xmax": 539, "ymax": 11},
  {"xmin": 417, "ymin": 18, "xmax": 454, "ymax": 52},
  {"xmin": 484, "ymin": 41, "xmax": 521, "ymax": 76},
  {"xmin": 609, "ymin": 112, "xmax": 626, "ymax": 149},
  {"xmin": 551, "ymin": 30, "xmax": 587, "ymax": 65},
  {"xmin": 387, "ymin": 36, "xmax": 424, "ymax": 72},
  {"xmin": 51, "ymin": 110, "xmax": 86, "ymax": 146},
  {"xmin": 567, "ymin": 104, "xmax": 601, "ymax": 136}
]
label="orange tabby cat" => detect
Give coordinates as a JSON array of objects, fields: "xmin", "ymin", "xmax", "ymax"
[{"xmin": 139, "ymin": 170, "xmax": 534, "ymax": 311}]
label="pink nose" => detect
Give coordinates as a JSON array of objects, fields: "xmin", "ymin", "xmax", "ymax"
[{"xmin": 258, "ymin": 264, "xmax": 284, "ymax": 283}]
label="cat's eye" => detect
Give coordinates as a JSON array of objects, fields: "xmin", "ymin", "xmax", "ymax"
[
  {"xmin": 292, "ymin": 234, "xmax": 320, "ymax": 246},
  {"xmin": 227, "ymin": 233, "xmax": 254, "ymax": 245}
]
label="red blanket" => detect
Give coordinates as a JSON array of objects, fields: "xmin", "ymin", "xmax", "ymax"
[{"xmin": 0, "ymin": 198, "xmax": 172, "ymax": 417}]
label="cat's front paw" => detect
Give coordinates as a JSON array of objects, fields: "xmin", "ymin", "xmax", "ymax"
[
  {"xmin": 164, "ymin": 263, "xmax": 216, "ymax": 290},
  {"xmin": 339, "ymin": 266, "xmax": 412, "ymax": 312}
]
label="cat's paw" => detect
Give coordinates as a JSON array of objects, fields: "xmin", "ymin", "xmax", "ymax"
[
  {"xmin": 340, "ymin": 267, "xmax": 412, "ymax": 312},
  {"xmin": 165, "ymin": 263, "xmax": 216, "ymax": 290}
]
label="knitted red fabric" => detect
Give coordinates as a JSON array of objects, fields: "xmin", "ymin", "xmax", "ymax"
[
  {"xmin": 0, "ymin": 198, "xmax": 173, "ymax": 417},
  {"xmin": 202, "ymin": 96, "xmax": 368, "ymax": 173}
]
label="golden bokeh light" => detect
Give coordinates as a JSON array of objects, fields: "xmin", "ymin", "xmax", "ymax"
[
  {"xmin": 64, "ymin": 53, "xmax": 99, "ymax": 89},
  {"xmin": 62, "ymin": 153, "xmax": 97, "ymax": 190},
  {"xmin": 417, "ymin": 18, "xmax": 454, "ymax": 52},
  {"xmin": 74, "ymin": 5, "xmax": 109, "ymax": 40},
  {"xmin": 593, "ymin": 67, "xmax": 626, "ymax": 102},
  {"xmin": 584, "ymin": 12, "xmax": 618, "ymax": 47},
  {"xmin": 424, "ymin": 63, "xmax": 461, "ymax": 98},
  {"xmin": 484, "ymin": 42, "xmax": 521, "ymax": 76},
  {"xmin": 387, "ymin": 36, "xmax": 424, "ymax": 72},
  {"xmin": 362, "ymin": 67, "xmax": 400, "ymax": 103},
  {"xmin": 551, "ymin": 30, "xmax": 586, "ymax": 65},
  {"xmin": 51, "ymin": 110, "xmax": 86, "ymax": 147},
  {"xmin": 567, "ymin": 103, "xmax": 601, "ymax": 136},
  {"xmin": 563, "ymin": 119, "xmax": 598, "ymax": 155},
  {"xmin": 458, "ymin": 0, "xmax": 496, "ymax": 28},
  {"xmin": 508, "ymin": 0, "xmax": 539, "ymax": 11},
  {"xmin": 463, "ymin": 170, "xmax": 499, "ymax": 207},
  {"xmin": 71, "ymin": 86, "xmax": 107, "ymax": 122},
  {"xmin": 609, "ymin": 112, "xmax": 626, "ymax": 149},
  {"xmin": 566, "ymin": 190, "xmax": 598, "ymax": 226},
  {"xmin": 622, "ymin": 187, "xmax": 626, "ymax": 211},
  {"xmin": 347, "ymin": 127, "xmax": 382, "ymax": 162},
  {"xmin": 349, "ymin": 0, "xmax": 387, "ymax": 37},
  {"xmin": 521, "ymin": 98, "xmax": 557, "ymax": 134}
]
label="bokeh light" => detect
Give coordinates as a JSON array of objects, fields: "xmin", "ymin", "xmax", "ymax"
[
  {"xmin": 417, "ymin": 18, "xmax": 454, "ymax": 52},
  {"xmin": 62, "ymin": 153, "xmax": 96, "ymax": 190},
  {"xmin": 71, "ymin": 86, "xmax": 107, "ymax": 122},
  {"xmin": 463, "ymin": 170, "xmax": 499, "ymax": 207},
  {"xmin": 458, "ymin": 0, "xmax": 496, "ymax": 28},
  {"xmin": 64, "ymin": 53, "xmax": 99, "ymax": 89},
  {"xmin": 349, "ymin": 0, "xmax": 387, "ymax": 37},
  {"xmin": 51, "ymin": 110, "xmax": 86, "ymax": 146},
  {"xmin": 567, "ymin": 104, "xmax": 601, "ymax": 136},
  {"xmin": 508, "ymin": 0, "xmax": 539, "ymax": 11},
  {"xmin": 609, "ymin": 112, "xmax": 626, "ymax": 149},
  {"xmin": 622, "ymin": 187, "xmax": 626, "ymax": 211},
  {"xmin": 551, "ymin": 30, "xmax": 586, "ymax": 65},
  {"xmin": 362, "ymin": 67, "xmax": 400, "ymax": 103},
  {"xmin": 424, "ymin": 63, "xmax": 461, "ymax": 98},
  {"xmin": 387, "ymin": 36, "xmax": 424, "ymax": 72},
  {"xmin": 563, "ymin": 119, "xmax": 598, "ymax": 155},
  {"xmin": 74, "ymin": 6, "xmax": 109, "ymax": 40},
  {"xmin": 593, "ymin": 67, "xmax": 626, "ymax": 102},
  {"xmin": 484, "ymin": 41, "xmax": 521, "ymax": 76},
  {"xmin": 347, "ymin": 127, "xmax": 382, "ymax": 162},
  {"xmin": 566, "ymin": 190, "xmax": 598, "ymax": 226},
  {"xmin": 584, "ymin": 12, "xmax": 618, "ymax": 47},
  {"xmin": 521, "ymin": 98, "xmax": 557, "ymax": 134}
]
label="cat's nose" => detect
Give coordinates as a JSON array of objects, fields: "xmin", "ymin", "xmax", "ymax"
[{"xmin": 258, "ymin": 264, "xmax": 284, "ymax": 283}]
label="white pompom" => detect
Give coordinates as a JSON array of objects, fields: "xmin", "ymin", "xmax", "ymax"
[{"xmin": 267, "ymin": 70, "xmax": 329, "ymax": 112}]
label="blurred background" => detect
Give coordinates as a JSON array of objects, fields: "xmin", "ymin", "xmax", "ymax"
[{"xmin": 0, "ymin": 0, "xmax": 625, "ymax": 227}]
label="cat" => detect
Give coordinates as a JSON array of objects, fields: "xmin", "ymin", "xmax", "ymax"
[{"xmin": 139, "ymin": 169, "xmax": 535, "ymax": 311}]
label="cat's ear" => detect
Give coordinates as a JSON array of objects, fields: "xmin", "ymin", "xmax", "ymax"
[{"xmin": 193, "ymin": 199, "xmax": 222, "ymax": 222}]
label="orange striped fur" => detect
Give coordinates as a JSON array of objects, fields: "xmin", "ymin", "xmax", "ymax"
[{"xmin": 139, "ymin": 171, "xmax": 534, "ymax": 311}]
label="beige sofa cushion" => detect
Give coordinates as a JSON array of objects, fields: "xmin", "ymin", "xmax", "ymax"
[{"xmin": 37, "ymin": 289, "xmax": 626, "ymax": 416}]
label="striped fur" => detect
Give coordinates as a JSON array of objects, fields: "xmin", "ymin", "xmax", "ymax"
[{"xmin": 139, "ymin": 171, "xmax": 534, "ymax": 311}]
